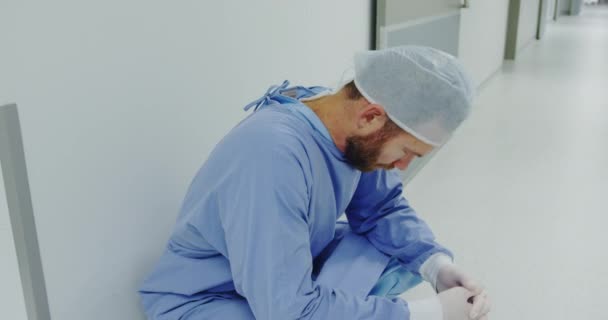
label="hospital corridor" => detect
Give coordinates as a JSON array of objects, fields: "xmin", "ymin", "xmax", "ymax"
[
  {"xmin": 1, "ymin": 1, "xmax": 607, "ymax": 320},
  {"xmin": 400, "ymin": 5, "xmax": 608, "ymax": 320}
]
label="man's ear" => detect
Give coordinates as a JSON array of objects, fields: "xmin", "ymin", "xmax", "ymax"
[{"xmin": 357, "ymin": 103, "xmax": 387, "ymax": 131}]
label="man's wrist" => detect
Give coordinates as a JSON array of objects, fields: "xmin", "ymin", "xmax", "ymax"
[{"xmin": 419, "ymin": 253, "xmax": 453, "ymax": 289}]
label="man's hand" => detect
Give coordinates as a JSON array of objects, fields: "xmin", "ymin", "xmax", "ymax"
[
  {"xmin": 407, "ymin": 287, "xmax": 486, "ymax": 320},
  {"xmin": 436, "ymin": 265, "xmax": 491, "ymax": 320},
  {"xmin": 437, "ymin": 287, "xmax": 473, "ymax": 320}
]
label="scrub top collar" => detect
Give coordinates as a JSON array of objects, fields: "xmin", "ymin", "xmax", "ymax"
[{"xmin": 243, "ymin": 80, "xmax": 335, "ymax": 143}]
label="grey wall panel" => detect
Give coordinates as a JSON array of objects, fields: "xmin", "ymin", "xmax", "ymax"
[
  {"xmin": 380, "ymin": 0, "xmax": 461, "ymax": 25},
  {"xmin": 505, "ymin": 0, "xmax": 522, "ymax": 60},
  {"xmin": 559, "ymin": 0, "xmax": 572, "ymax": 14},
  {"xmin": 570, "ymin": 0, "xmax": 583, "ymax": 15},
  {"xmin": 0, "ymin": 104, "xmax": 51, "ymax": 320},
  {"xmin": 382, "ymin": 13, "xmax": 461, "ymax": 56},
  {"xmin": 546, "ymin": 0, "xmax": 557, "ymax": 19}
]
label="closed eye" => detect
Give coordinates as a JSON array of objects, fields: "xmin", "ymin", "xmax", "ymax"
[{"xmin": 403, "ymin": 148, "xmax": 423, "ymax": 158}]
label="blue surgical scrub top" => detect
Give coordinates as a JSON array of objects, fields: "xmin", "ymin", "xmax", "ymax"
[{"xmin": 139, "ymin": 81, "xmax": 452, "ymax": 319}]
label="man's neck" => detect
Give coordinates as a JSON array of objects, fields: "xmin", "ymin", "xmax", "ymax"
[{"xmin": 302, "ymin": 92, "xmax": 352, "ymax": 152}]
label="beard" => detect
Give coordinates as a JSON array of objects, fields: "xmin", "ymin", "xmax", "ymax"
[{"xmin": 344, "ymin": 124, "xmax": 400, "ymax": 172}]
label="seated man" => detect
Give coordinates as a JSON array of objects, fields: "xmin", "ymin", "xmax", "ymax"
[{"xmin": 139, "ymin": 46, "xmax": 491, "ymax": 320}]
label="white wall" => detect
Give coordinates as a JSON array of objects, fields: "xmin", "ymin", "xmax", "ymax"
[
  {"xmin": 0, "ymin": 167, "xmax": 28, "ymax": 320},
  {"xmin": 458, "ymin": 0, "xmax": 511, "ymax": 87},
  {"xmin": 2, "ymin": 1, "xmax": 371, "ymax": 319},
  {"xmin": 0, "ymin": 0, "xmax": 17, "ymax": 105},
  {"xmin": 518, "ymin": 0, "xmax": 541, "ymax": 52},
  {"xmin": 0, "ymin": 7, "xmax": 21, "ymax": 317}
]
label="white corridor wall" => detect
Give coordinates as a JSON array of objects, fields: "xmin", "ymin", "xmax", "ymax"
[
  {"xmin": 1, "ymin": 1, "xmax": 372, "ymax": 319},
  {"xmin": 518, "ymin": 0, "xmax": 542, "ymax": 51},
  {"xmin": 458, "ymin": 0, "xmax": 511, "ymax": 87}
]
